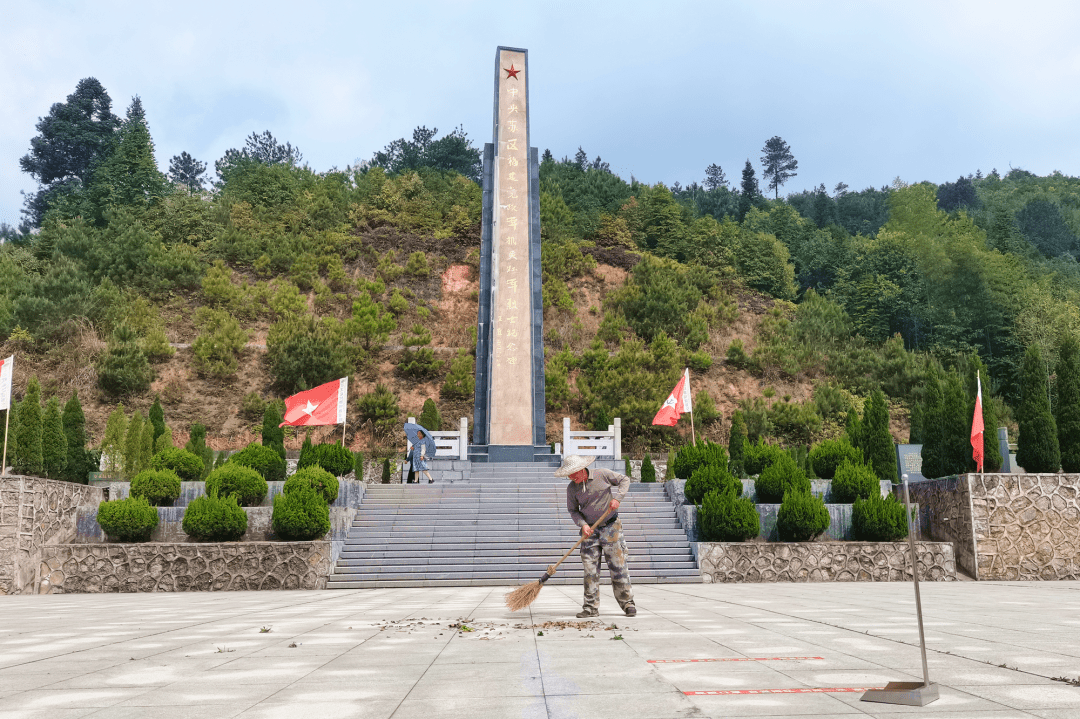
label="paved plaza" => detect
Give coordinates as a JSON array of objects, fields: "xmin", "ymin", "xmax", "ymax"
[{"xmin": 1, "ymin": 582, "xmax": 1079, "ymax": 718}]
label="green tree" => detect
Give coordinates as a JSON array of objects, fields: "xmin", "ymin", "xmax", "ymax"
[
  {"xmin": 13, "ymin": 376, "xmax": 43, "ymax": 475},
  {"xmin": 40, "ymin": 397, "xmax": 67, "ymax": 479},
  {"xmin": 418, "ymin": 398, "xmax": 441, "ymax": 432},
  {"xmin": 267, "ymin": 316, "xmax": 353, "ymax": 394},
  {"xmin": 357, "ymin": 384, "xmax": 400, "ymax": 440},
  {"xmin": 441, "ymin": 349, "xmax": 474, "ymax": 400},
  {"xmin": 185, "ymin": 422, "xmax": 215, "ymax": 480},
  {"xmin": 123, "ymin": 411, "xmax": 145, "ymax": 479},
  {"xmin": 738, "ymin": 159, "xmax": 762, "ymax": 220},
  {"xmin": 370, "ymin": 125, "xmax": 482, "ymax": 183},
  {"xmin": 861, "ymin": 390, "xmax": 897, "ymax": 482},
  {"xmin": 148, "ymin": 397, "xmax": 165, "ymax": 443},
  {"xmin": 191, "ymin": 307, "xmax": 249, "ymax": 379},
  {"xmin": 61, "ymin": 391, "xmax": 91, "ymax": 483},
  {"xmin": 1057, "ymin": 335, "xmax": 1080, "ymax": 472},
  {"xmin": 262, "ymin": 402, "xmax": 286, "ymax": 460},
  {"xmin": 349, "ymin": 291, "xmax": 396, "ymax": 351},
  {"xmin": 167, "ymin": 151, "xmax": 207, "ymax": 192},
  {"xmin": 19, "ymin": 77, "xmax": 121, "ymax": 226},
  {"xmin": 728, "ymin": 411, "xmax": 747, "ymax": 477},
  {"xmin": 760, "ymin": 136, "xmax": 798, "ymax": 199},
  {"xmin": 100, "ymin": 404, "xmax": 127, "ymax": 477},
  {"xmin": 1016, "ymin": 345, "xmax": 1060, "ymax": 473},
  {"xmin": 96, "ymin": 324, "xmax": 153, "ymax": 397}
]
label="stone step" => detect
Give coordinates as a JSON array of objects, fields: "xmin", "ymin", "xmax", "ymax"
[
  {"xmin": 325, "ymin": 575, "xmax": 703, "ymax": 588},
  {"xmin": 342, "ymin": 531, "xmax": 689, "ymax": 541},
  {"xmin": 327, "ymin": 569, "xmax": 703, "ymax": 582},
  {"xmin": 338, "ymin": 542, "xmax": 692, "ymax": 554},
  {"xmin": 334, "ymin": 558, "xmax": 697, "ymax": 570},
  {"xmin": 337, "ymin": 548, "xmax": 693, "ymax": 560}
]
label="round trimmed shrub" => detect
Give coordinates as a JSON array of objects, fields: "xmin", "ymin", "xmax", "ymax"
[
  {"xmin": 698, "ymin": 488, "xmax": 759, "ymax": 542},
  {"xmin": 742, "ymin": 438, "xmax": 786, "ymax": 476},
  {"xmin": 685, "ymin": 464, "xmax": 741, "ymax": 504},
  {"xmin": 205, "ymin": 464, "xmax": 268, "ymax": 507},
  {"xmin": 182, "ymin": 490, "xmax": 248, "ymax": 541},
  {"xmin": 297, "ymin": 443, "xmax": 355, "ymax": 477},
  {"xmin": 97, "ymin": 497, "xmax": 158, "ymax": 542},
  {"xmin": 149, "ymin": 447, "xmax": 205, "ymax": 482},
  {"xmin": 776, "ymin": 490, "xmax": 830, "ymax": 541},
  {"xmin": 831, "ymin": 459, "xmax": 879, "ymax": 503},
  {"xmin": 809, "ymin": 437, "xmax": 863, "ymax": 480},
  {"xmin": 130, "ymin": 469, "xmax": 182, "ymax": 506},
  {"xmin": 284, "ymin": 466, "xmax": 339, "ymax": 503},
  {"xmin": 641, "ymin": 454, "xmax": 656, "ymax": 483},
  {"xmin": 228, "ymin": 442, "xmax": 286, "ymax": 482},
  {"xmin": 754, "ymin": 454, "xmax": 811, "ymax": 503},
  {"xmin": 671, "ymin": 440, "xmax": 728, "ymax": 479},
  {"xmin": 272, "ymin": 484, "xmax": 330, "ymax": 540},
  {"xmin": 852, "ymin": 494, "xmax": 909, "ymax": 541}
]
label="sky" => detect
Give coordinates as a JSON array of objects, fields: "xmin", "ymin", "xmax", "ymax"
[{"xmin": 3, "ymin": 0, "xmax": 1080, "ymax": 226}]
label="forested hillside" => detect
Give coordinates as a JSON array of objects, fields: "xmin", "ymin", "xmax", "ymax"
[{"xmin": 4, "ymin": 77, "xmax": 1080, "ymax": 478}]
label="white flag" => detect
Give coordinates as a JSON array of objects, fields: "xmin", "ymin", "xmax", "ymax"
[{"xmin": 0, "ymin": 355, "xmax": 12, "ymax": 411}]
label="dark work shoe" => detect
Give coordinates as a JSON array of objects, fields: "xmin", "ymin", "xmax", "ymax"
[
  {"xmin": 624, "ymin": 605, "xmax": 637, "ymax": 617},
  {"xmin": 576, "ymin": 609, "xmax": 598, "ymax": 618}
]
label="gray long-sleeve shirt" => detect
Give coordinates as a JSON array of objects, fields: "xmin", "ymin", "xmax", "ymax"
[{"xmin": 565, "ymin": 467, "xmax": 631, "ymax": 529}]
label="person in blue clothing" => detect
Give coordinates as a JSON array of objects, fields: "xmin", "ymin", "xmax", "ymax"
[{"xmin": 405, "ymin": 430, "xmax": 434, "ymax": 484}]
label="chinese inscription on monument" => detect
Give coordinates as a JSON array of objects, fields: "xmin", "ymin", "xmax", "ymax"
[{"xmin": 488, "ymin": 48, "xmax": 533, "ymax": 447}]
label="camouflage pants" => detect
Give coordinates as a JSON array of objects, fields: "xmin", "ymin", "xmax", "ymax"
[{"xmin": 579, "ymin": 517, "xmax": 635, "ymax": 611}]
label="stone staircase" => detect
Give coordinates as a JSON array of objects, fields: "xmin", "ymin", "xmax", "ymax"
[{"xmin": 327, "ymin": 479, "xmax": 700, "ymax": 588}]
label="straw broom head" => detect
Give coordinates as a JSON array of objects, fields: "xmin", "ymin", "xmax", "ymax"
[{"xmin": 504, "ymin": 578, "xmax": 544, "ymax": 612}]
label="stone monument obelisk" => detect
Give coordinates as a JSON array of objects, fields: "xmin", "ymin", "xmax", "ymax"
[{"xmin": 472, "ymin": 46, "xmax": 545, "ymax": 462}]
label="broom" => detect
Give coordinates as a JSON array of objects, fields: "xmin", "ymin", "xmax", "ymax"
[{"xmin": 505, "ymin": 507, "xmax": 613, "ymax": 612}]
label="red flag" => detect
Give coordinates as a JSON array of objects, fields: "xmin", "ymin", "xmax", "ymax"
[
  {"xmin": 653, "ymin": 369, "xmax": 693, "ymax": 427},
  {"xmin": 280, "ymin": 377, "xmax": 349, "ymax": 427},
  {"xmin": 971, "ymin": 372, "xmax": 984, "ymax": 472}
]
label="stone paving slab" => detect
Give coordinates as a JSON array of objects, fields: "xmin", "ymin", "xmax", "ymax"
[{"xmin": 1, "ymin": 582, "xmax": 1079, "ymax": 717}]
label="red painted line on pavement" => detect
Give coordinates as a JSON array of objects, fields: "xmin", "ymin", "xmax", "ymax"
[
  {"xmin": 648, "ymin": 657, "xmax": 824, "ymax": 663},
  {"xmin": 686, "ymin": 686, "xmax": 883, "ymax": 696}
]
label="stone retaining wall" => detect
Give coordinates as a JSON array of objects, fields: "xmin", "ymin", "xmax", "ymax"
[
  {"xmin": 0, "ymin": 477, "xmax": 104, "ymax": 595},
  {"xmin": 904, "ymin": 474, "xmax": 1080, "ymax": 581},
  {"xmin": 698, "ymin": 541, "xmax": 955, "ymax": 583},
  {"xmin": 35, "ymin": 541, "xmax": 331, "ymax": 594}
]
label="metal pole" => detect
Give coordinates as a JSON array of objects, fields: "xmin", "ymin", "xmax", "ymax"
[
  {"xmin": 903, "ymin": 473, "xmax": 931, "ymax": 688},
  {"xmin": 1, "ymin": 408, "xmax": 9, "ymax": 477}
]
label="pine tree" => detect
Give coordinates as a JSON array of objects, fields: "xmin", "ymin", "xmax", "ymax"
[
  {"xmin": 738, "ymin": 160, "xmax": 761, "ymax": 220},
  {"xmin": 61, "ymin": 391, "xmax": 90, "ymax": 483},
  {"xmin": 153, "ymin": 423, "xmax": 174, "ymax": 454},
  {"xmin": 139, "ymin": 420, "xmax": 154, "ymax": 472},
  {"xmin": 261, "ymin": 402, "xmax": 286, "ymax": 459},
  {"xmin": 760, "ymin": 136, "xmax": 798, "ymax": 199},
  {"xmin": 299, "ymin": 429, "xmax": 313, "ymax": 467},
  {"xmin": 14, "ymin": 376, "xmax": 43, "ymax": 475},
  {"xmin": 1057, "ymin": 335, "xmax": 1080, "ymax": 472},
  {"xmin": 148, "ymin": 397, "xmax": 165, "ymax": 443},
  {"xmin": 101, "ymin": 404, "xmax": 127, "ymax": 477},
  {"xmin": 844, "ymin": 407, "xmax": 863, "ymax": 449},
  {"xmin": 40, "ymin": 397, "xmax": 67, "ymax": 479},
  {"xmin": 919, "ymin": 366, "xmax": 947, "ymax": 478},
  {"xmin": 1017, "ymin": 345, "xmax": 1061, "ymax": 473},
  {"xmin": 418, "ymin": 398, "xmax": 441, "ymax": 432},
  {"xmin": 185, "ymin": 422, "xmax": 214, "ymax": 480},
  {"xmin": 862, "ymin": 390, "xmax": 897, "ymax": 483},
  {"xmin": 123, "ymin": 411, "xmax": 144, "ymax": 479},
  {"xmin": 728, "ymin": 411, "xmax": 747, "ymax": 477},
  {"xmin": 908, "ymin": 401, "xmax": 923, "ymax": 444}
]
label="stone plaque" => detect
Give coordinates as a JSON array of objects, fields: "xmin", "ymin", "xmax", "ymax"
[{"xmin": 896, "ymin": 444, "xmax": 927, "ymax": 482}]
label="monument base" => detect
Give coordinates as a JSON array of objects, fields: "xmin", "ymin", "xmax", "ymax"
[{"xmin": 486, "ymin": 445, "xmax": 540, "ymax": 463}]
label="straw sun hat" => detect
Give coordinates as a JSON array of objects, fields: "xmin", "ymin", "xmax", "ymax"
[{"xmin": 553, "ymin": 454, "xmax": 596, "ymax": 477}]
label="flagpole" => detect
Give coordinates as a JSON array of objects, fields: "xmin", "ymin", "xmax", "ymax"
[
  {"xmin": 1, "ymin": 407, "xmax": 9, "ymax": 477},
  {"xmin": 687, "ymin": 369, "xmax": 696, "ymax": 445}
]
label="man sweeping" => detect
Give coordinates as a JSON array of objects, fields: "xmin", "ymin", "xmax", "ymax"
[{"xmin": 555, "ymin": 455, "xmax": 637, "ymax": 618}]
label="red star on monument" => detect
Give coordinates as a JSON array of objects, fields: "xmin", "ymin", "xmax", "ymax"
[{"xmin": 505, "ymin": 64, "xmax": 520, "ymax": 80}]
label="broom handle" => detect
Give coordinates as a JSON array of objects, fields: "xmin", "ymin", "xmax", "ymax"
[{"xmin": 547, "ymin": 507, "xmax": 613, "ymax": 576}]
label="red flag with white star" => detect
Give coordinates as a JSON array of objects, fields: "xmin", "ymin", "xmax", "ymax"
[
  {"xmin": 971, "ymin": 371, "xmax": 984, "ymax": 472},
  {"xmin": 279, "ymin": 377, "xmax": 348, "ymax": 427},
  {"xmin": 652, "ymin": 369, "xmax": 693, "ymax": 427}
]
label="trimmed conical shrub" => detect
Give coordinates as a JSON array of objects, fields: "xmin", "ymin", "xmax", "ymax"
[
  {"xmin": 182, "ymin": 490, "xmax": 247, "ymax": 541},
  {"xmin": 830, "ymin": 459, "xmax": 879, "ymax": 503},
  {"xmin": 862, "ymin": 390, "xmax": 896, "ymax": 483},
  {"xmin": 130, "ymin": 469, "xmax": 182, "ymax": 506},
  {"xmin": 698, "ymin": 488, "xmax": 759, "ymax": 542},
  {"xmin": 97, "ymin": 496, "xmax": 159, "ymax": 542},
  {"xmin": 808, "ymin": 437, "xmax": 862, "ymax": 480},
  {"xmin": 742, "ymin": 438, "xmax": 785, "ymax": 476},
  {"xmin": 755, "ymin": 453, "xmax": 810, "ymax": 503},
  {"xmin": 685, "ymin": 464, "xmax": 740, "ymax": 504},
  {"xmin": 284, "ymin": 466, "xmax": 339, "ymax": 503},
  {"xmin": 852, "ymin": 494, "xmax": 908, "ymax": 541},
  {"xmin": 205, "ymin": 463, "xmax": 268, "ymax": 506},
  {"xmin": 13, "ymin": 376, "xmax": 42, "ymax": 475},
  {"xmin": 150, "ymin": 447, "xmax": 204, "ymax": 482},
  {"xmin": 776, "ymin": 490, "xmax": 830, "ymax": 541},
  {"xmin": 272, "ymin": 483, "xmax": 330, "ymax": 540},
  {"xmin": 671, "ymin": 440, "xmax": 727, "ymax": 479},
  {"xmin": 728, "ymin": 411, "xmax": 747, "ymax": 477},
  {"xmin": 229, "ymin": 442, "xmax": 286, "ymax": 483},
  {"xmin": 640, "ymin": 454, "xmax": 656, "ymax": 483},
  {"xmin": 41, "ymin": 396, "xmax": 67, "ymax": 480}
]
